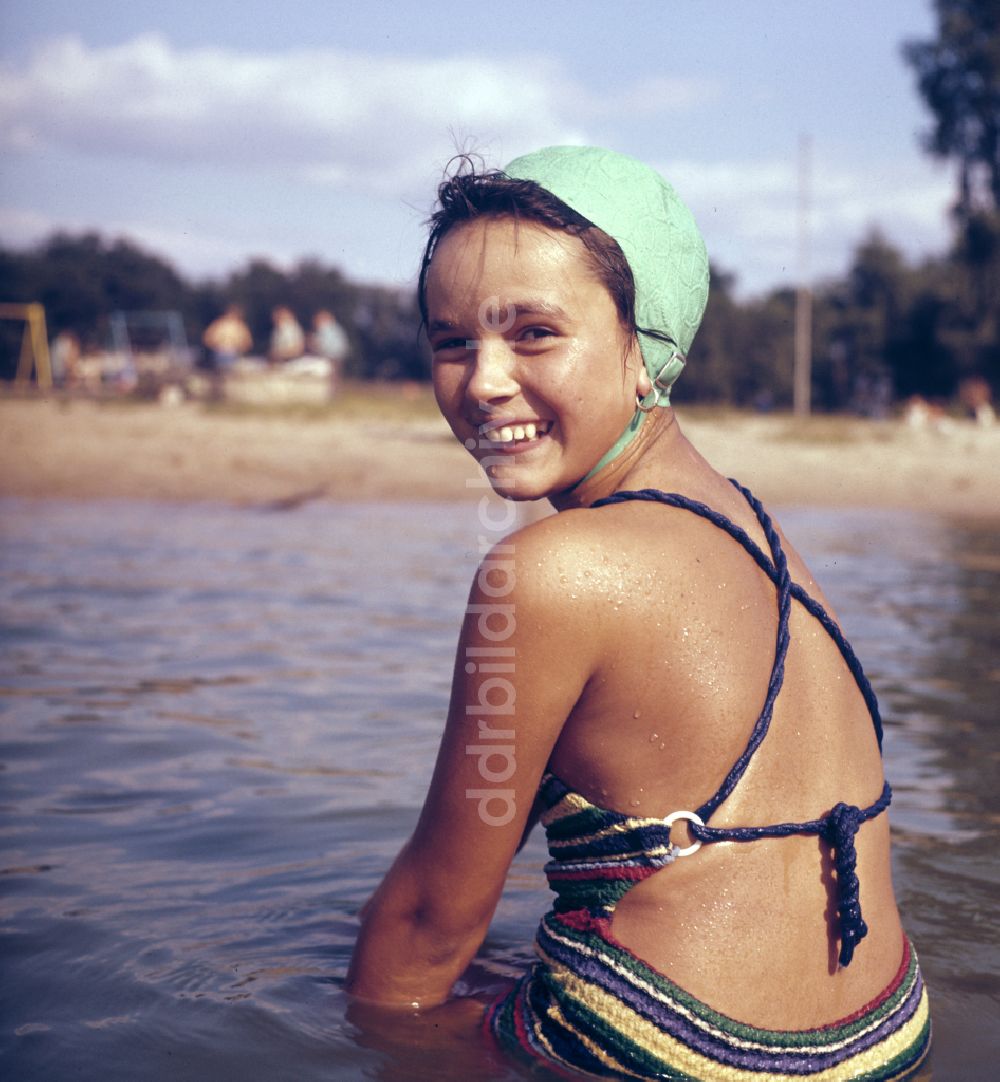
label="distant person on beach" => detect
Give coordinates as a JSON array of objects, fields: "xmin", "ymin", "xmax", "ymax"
[
  {"xmin": 347, "ymin": 147, "xmax": 930, "ymax": 1079},
  {"xmin": 50, "ymin": 329, "xmax": 81, "ymax": 387},
  {"xmin": 269, "ymin": 306, "xmax": 305, "ymax": 365},
  {"xmin": 310, "ymin": 309, "xmax": 349, "ymax": 393},
  {"xmin": 959, "ymin": 376, "xmax": 996, "ymax": 427},
  {"xmin": 202, "ymin": 305, "xmax": 252, "ymax": 372}
]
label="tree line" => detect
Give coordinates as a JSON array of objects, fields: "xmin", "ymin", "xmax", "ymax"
[
  {"xmin": 693, "ymin": 222, "xmax": 998, "ymax": 409},
  {"xmin": 2, "ymin": 215, "xmax": 994, "ymax": 410}
]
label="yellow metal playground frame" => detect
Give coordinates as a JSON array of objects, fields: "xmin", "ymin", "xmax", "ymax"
[{"xmin": 0, "ymin": 303, "xmax": 52, "ymax": 390}]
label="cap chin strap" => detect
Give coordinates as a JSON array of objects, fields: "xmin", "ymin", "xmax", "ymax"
[
  {"xmin": 577, "ymin": 352, "xmax": 686, "ymax": 485},
  {"xmin": 637, "ymin": 351, "xmax": 686, "ymax": 412}
]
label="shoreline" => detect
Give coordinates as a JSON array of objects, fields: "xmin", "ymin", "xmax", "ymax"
[{"xmin": 2, "ymin": 395, "xmax": 999, "ymax": 520}]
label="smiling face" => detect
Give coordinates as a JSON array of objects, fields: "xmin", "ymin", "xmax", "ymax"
[{"xmin": 426, "ymin": 217, "xmax": 644, "ymax": 502}]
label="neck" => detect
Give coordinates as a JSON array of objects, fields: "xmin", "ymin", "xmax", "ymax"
[{"xmin": 550, "ymin": 408, "xmax": 682, "ymax": 511}]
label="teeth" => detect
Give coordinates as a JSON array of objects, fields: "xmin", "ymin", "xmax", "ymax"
[{"xmin": 485, "ymin": 421, "xmax": 548, "ymax": 443}]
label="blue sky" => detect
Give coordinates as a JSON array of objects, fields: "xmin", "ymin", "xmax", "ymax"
[{"xmin": 0, "ymin": 1, "xmax": 953, "ymax": 297}]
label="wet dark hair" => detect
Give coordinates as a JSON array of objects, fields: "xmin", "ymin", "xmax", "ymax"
[{"xmin": 417, "ymin": 158, "xmax": 639, "ymax": 335}]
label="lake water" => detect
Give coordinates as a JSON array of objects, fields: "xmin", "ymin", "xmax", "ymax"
[{"xmin": 1, "ymin": 497, "xmax": 998, "ymax": 1080}]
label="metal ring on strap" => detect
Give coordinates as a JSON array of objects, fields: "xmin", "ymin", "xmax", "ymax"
[
  {"xmin": 652, "ymin": 350, "xmax": 686, "ymax": 387},
  {"xmin": 634, "ymin": 351, "xmax": 688, "ymax": 412},
  {"xmin": 663, "ymin": 810, "xmax": 704, "ymax": 857}
]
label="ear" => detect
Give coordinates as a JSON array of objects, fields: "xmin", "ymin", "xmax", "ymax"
[{"xmin": 634, "ymin": 345, "xmax": 652, "ymax": 397}]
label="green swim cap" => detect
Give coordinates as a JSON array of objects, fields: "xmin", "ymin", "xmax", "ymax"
[{"xmin": 504, "ymin": 146, "xmax": 709, "ymax": 477}]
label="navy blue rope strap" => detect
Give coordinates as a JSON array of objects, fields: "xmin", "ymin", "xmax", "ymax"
[
  {"xmin": 592, "ymin": 482, "xmax": 885, "ymax": 748},
  {"xmin": 591, "ymin": 481, "xmax": 891, "ymax": 967},
  {"xmin": 593, "ymin": 483, "xmax": 792, "ymax": 826}
]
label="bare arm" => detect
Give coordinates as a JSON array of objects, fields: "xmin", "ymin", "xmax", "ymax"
[{"xmin": 346, "ymin": 520, "xmax": 600, "ymax": 1007}]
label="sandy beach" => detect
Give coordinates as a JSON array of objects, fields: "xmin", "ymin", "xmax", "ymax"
[{"xmin": 2, "ymin": 390, "xmax": 999, "ymax": 519}]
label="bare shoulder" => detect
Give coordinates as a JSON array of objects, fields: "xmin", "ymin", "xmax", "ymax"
[
  {"xmin": 490, "ymin": 506, "xmax": 637, "ymax": 586},
  {"xmin": 485, "ymin": 501, "xmax": 709, "ymax": 610}
]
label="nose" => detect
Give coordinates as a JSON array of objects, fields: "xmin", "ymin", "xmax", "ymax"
[{"xmin": 465, "ymin": 335, "xmax": 519, "ymax": 406}]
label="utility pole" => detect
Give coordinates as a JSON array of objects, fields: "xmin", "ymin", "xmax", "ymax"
[{"xmin": 793, "ymin": 134, "xmax": 812, "ymax": 417}]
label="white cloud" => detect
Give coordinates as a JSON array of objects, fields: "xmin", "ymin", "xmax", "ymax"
[
  {"xmin": 658, "ymin": 155, "xmax": 953, "ymax": 292},
  {"xmin": 0, "ymin": 33, "xmax": 951, "ymax": 293},
  {"xmin": 0, "ymin": 34, "xmax": 713, "ymax": 195}
]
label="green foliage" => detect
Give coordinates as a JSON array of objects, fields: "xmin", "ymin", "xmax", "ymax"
[
  {"xmin": 1, "ymin": 232, "xmax": 190, "ymax": 340},
  {"xmin": 0, "ymin": 232, "xmax": 194, "ymax": 380},
  {"xmin": 901, "ymin": 0, "xmax": 1000, "ymax": 399},
  {"xmin": 903, "ymin": 0, "xmax": 1000, "ymax": 215},
  {"xmin": 689, "ymin": 227, "xmax": 997, "ymax": 411},
  {"xmin": 687, "ymin": 269, "xmax": 795, "ymax": 408}
]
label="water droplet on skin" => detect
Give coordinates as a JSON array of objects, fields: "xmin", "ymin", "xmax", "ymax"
[
  {"xmin": 633, "ymin": 710, "xmax": 641, "ymax": 719},
  {"xmin": 629, "ymin": 799, "xmax": 641, "ymax": 808},
  {"xmin": 648, "ymin": 731, "xmax": 659, "ymax": 742}
]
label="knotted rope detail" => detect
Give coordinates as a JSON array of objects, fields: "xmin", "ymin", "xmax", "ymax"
[{"xmin": 823, "ymin": 803, "xmax": 868, "ymax": 967}]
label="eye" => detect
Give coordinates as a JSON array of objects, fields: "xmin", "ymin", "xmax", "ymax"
[
  {"xmin": 517, "ymin": 326, "xmax": 556, "ymax": 343},
  {"xmin": 431, "ymin": 336, "xmax": 471, "ymax": 354}
]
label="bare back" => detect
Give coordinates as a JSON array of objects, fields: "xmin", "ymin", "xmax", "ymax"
[{"xmin": 540, "ymin": 477, "xmax": 903, "ymax": 1028}]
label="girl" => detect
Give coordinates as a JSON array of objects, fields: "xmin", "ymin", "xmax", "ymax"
[{"xmin": 347, "ymin": 146, "xmax": 930, "ymax": 1080}]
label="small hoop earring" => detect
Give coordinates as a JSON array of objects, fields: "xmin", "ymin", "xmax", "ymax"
[{"xmin": 636, "ymin": 390, "xmax": 657, "ymax": 413}]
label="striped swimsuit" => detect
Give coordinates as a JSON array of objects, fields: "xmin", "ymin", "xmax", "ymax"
[{"xmin": 485, "ymin": 485, "xmax": 931, "ymax": 1080}]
